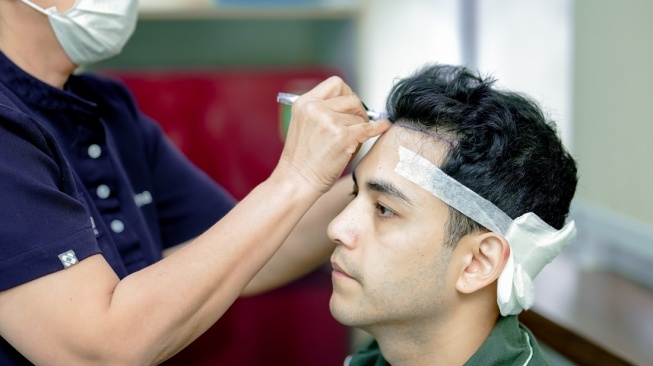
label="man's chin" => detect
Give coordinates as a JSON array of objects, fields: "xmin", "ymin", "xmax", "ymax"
[{"xmin": 329, "ymin": 295, "xmax": 361, "ymax": 327}]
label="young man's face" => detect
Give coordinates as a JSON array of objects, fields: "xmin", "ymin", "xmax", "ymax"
[{"xmin": 328, "ymin": 126, "xmax": 458, "ymax": 330}]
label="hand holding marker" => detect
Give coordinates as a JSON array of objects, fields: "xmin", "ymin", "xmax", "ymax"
[
  {"xmin": 277, "ymin": 92, "xmax": 388, "ymax": 120},
  {"xmin": 276, "ymin": 92, "xmax": 388, "ymax": 161}
]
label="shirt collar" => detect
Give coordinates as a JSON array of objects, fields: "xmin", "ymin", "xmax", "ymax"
[
  {"xmin": 347, "ymin": 316, "xmax": 537, "ymax": 366},
  {"xmin": 0, "ymin": 50, "xmax": 98, "ymax": 116},
  {"xmin": 464, "ymin": 315, "xmax": 536, "ymax": 365}
]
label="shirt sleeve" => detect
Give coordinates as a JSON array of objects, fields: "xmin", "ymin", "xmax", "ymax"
[{"xmin": 0, "ymin": 107, "xmax": 100, "ymax": 291}]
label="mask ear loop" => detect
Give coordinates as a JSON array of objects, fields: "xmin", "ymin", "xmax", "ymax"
[
  {"xmin": 394, "ymin": 145, "xmax": 576, "ymax": 315},
  {"xmin": 19, "ymin": 0, "xmax": 50, "ymax": 14}
]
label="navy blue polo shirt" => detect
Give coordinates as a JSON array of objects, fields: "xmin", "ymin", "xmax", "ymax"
[{"xmin": 0, "ymin": 51, "xmax": 236, "ymax": 364}]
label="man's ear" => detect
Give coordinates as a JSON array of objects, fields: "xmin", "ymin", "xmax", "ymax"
[{"xmin": 454, "ymin": 232, "xmax": 510, "ymax": 294}]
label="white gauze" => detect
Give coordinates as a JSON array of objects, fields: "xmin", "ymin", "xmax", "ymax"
[{"xmin": 394, "ymin": 146, "xmax": 576, "ymax": 316}]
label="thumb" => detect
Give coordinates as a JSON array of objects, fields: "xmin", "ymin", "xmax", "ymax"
[{"xmin": 355, "ymin": 118, "xmax": 392, "ymax": 142}]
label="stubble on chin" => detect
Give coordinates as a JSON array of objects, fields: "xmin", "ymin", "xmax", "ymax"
[{"xmin": 329, "ymin": 288, "xmax": 361, "ymax": 327}]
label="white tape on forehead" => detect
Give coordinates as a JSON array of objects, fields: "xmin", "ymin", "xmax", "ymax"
[
  {"xmin": 394, "ymin": 145, "xmax": 577, "ymax": 316},
  {"xmin": 394, "ymin": 146, "xmax": 512, "ymax": 234}
]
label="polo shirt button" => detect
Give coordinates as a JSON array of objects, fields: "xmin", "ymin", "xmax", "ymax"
[
  {"xmin": 97, "ymin": 184, "xmax": 110, "ymax": 199},
  {"xmin": 88, "ymin": 144, "xmax": 102, "ymax": 159},
  {"xmin": 111, "ymin": 220, "xmax": 125, "ymax": 233}
]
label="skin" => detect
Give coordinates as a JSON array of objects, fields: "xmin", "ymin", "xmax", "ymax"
[
  {"xmin": 328, "ymin": 126, "xmax": 511, "ymax": 366},
  {"xmin": 0, "ymin": 0, "xmax": 392, "ymax": 364}
]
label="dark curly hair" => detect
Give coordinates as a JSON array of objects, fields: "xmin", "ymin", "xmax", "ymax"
[{"xmin": 386, "ymin": 64, "xmax": 578, "ymax": 247}]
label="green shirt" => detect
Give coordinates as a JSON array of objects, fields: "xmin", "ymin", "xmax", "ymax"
[{"xmin": 346, "ymin": 316, "xmax": 552, "ymax": 366}]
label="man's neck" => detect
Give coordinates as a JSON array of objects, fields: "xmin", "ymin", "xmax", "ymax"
[{"xmin": 368, "ymin": 304, "xmax": 499, "ymax": 366}]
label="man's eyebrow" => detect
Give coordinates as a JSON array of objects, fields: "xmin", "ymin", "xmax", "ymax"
[
  {"xmin": 366, "ymin": 179, "xmax": 413, "ymax": 206},
  {"xmin": 352, "ymin": 169, "xmax": 413, "ymax": 205},
  {"xmin": 353, "ymin": 173, "xmax": 413, "ymax": 209}
]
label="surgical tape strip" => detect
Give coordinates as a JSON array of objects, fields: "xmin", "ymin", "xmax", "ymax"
[{"xmin": 395, "ymin": 146, "xmax": 576, "ymax": 316}]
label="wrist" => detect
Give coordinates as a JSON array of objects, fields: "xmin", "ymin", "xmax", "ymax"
[{"xmin": 268, "ymin": 159, "xmax": 325, "ymax": 200}]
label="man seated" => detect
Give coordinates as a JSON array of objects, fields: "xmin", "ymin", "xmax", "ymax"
[{"xmin": 328, "ymin": 64, "xmax": 578, "ymax": 365}]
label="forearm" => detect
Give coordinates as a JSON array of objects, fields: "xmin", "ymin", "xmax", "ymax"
[
  {"xmin": 162, "ymin": 177, "xmax": 354, "ymax": 297},
  {"xmin": 108, "ymin": 169, "xmax": 322, "ymax": 364},
  {"xmin": 1, "ymin": 169, "xmax": 324, "ymax": 365},
  {"xmin": 242, "ymin": 176, "xmax": 353, "ymax": 296}
]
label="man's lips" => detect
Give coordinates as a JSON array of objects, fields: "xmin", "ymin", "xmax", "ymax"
[{"xmin": 331, "ymin": 261, "xmax": 355, "ymax": 280}]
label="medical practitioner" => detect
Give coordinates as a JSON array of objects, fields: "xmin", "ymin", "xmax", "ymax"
[{"xmin": 0, "ymin": 0, "xmax": 390, "ymax": 364}]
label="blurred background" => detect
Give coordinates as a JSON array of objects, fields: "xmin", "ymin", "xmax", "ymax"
[{"xmin": 91, "ymin": 0, "xmax": 653, "ymax": 364}]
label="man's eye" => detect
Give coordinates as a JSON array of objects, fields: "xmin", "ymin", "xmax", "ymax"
[{"xmin": 375, "ymin": 203, "xmax": 396, "ymax": 218}]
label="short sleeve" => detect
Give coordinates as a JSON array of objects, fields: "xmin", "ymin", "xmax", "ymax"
[{"xmin": 0, "ymin": 107, "xmax": 100, "ymax": 291}]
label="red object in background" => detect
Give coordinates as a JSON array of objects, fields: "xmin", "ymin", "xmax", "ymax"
[{"xmin": 104, "ymin": 68, "xmax": 350, "ymax": 365}]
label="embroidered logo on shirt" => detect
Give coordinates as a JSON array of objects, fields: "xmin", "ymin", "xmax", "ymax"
[
  {"xmin": 58, "ymin": 250, "xmax": 79, "ymax": 268},
  {"xmin": 134, "ymin": 190, "xmax": 153, "ymax": 207}
]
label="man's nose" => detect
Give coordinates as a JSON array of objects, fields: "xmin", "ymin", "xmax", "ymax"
[{"xmin": 327, "ymin": 203, "xmax": 359, "ymax": 248}]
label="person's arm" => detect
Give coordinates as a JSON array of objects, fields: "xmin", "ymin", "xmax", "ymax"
[
  {"xmin": 0, "ymin": 76, "xmax": 390, "ymax": 365},
  {"xmin": 241, "ymin": 175, "xmax": 353, "ymax": 296},
  {"xmin": 162, "ymin": 239, "xmax": 192, "ymax": 257},
  {"xmin": 162, "ymin": 176, "xmax": 352, "ymax": 296}
]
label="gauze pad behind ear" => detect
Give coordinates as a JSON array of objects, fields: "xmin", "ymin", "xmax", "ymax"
[{"xmin": 394, "ymin": 145, "xmax": 576, "ymax": 315}]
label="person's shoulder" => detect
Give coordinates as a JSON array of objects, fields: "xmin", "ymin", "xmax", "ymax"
[
  {"xmin": 0, "ymin": 95, "xmax": 53, "ymax": 148},
  {"xmin": 0, "ymin": 83, "xmax": 21, "ymax": 112},
  {"xmin": 464, "ymin": 315, "xmax": 556, "ymax": 366}
]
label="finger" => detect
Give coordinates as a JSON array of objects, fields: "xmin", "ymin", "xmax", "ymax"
[
  {"xmin": 320, "ymin": 95, "xmax": 369, "ymax": 123},
  {"xmin": 350, "ymin": 118, "xmax": 392, "ymax": 143},
  {"xmin": 290, "ymin": 96, "xmax": 368, "ymax": 133},
  {"xmin": 303, "ymin": 76, "xmax": 355, "ymax": 100}
]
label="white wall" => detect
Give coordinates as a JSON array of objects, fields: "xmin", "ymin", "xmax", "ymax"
[
  {"xmin": 356, "ymin": 0, "xmax": 462, "ymax": 112},
  {"xmin": 356, "ymin": 0, "xmax": 574, "ymax": 149},
  {"xmin": 476, "ymin": 0, "xmax": 574, "ymax": 149}
]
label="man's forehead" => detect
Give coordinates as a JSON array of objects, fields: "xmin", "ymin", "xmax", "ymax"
[
  {"xmin": 353, "ymin": 127, "xmax": 449, "ymax": 204},
  {"xmin": 375, "ymin": 125, "xmax": 450, "ymax": 167}
]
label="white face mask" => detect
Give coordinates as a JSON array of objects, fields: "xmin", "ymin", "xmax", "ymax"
[{"xmin": 20, "ymin": 0, "xmax": 139, "ymax": 65}]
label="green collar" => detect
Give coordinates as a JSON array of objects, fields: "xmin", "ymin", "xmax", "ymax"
[{"xmin": 346, "ymin": 316, "xmax": 552, "ymax": 366}]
